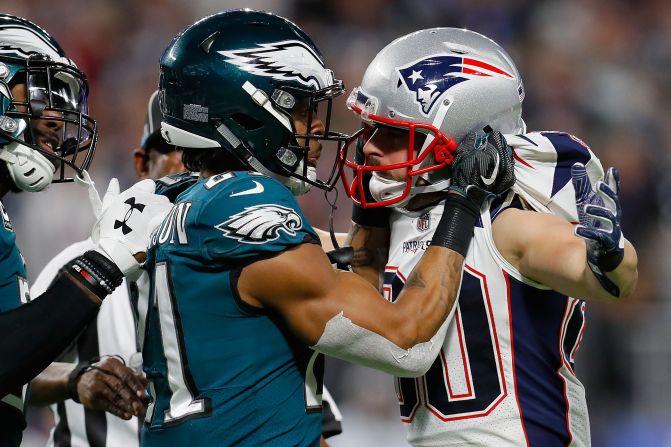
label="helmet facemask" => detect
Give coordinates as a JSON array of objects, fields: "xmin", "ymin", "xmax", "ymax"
[
  {"xmin": 261, "ymin": 79, "xmax": 348, "ymax": 195},
  {"xmin": 339, "ymin": 87, "xmax": 458, "ymax": 208}
]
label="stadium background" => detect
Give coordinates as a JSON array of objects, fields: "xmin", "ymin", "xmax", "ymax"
[{"xmin": 4, "ymin": 0, "xmax": 671, "ymax": 445}]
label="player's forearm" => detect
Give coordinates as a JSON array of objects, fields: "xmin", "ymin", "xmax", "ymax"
[
  {"xmin": 28, "ymin": 362, "xmax": 75, "ymax": 406},
  {"xmin": 533, "ymin": 237, "xmax": 638, "ymax": 301},
  {"xmin": 0, "ymin": 274, "xmax": 99, "ymax": 397},
  {"xmin": 393, "ymin": 247, "xmax": 464, "ymax": 348}
]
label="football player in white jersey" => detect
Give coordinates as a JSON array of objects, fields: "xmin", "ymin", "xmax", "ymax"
[{"xmin": 340, "ymin": 28, "xmax": 638, "ymax": 447}]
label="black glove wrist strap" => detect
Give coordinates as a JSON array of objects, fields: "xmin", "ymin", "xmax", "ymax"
[
  {"xmin": 430, "ymin": 192, "xmax": 480, "ymax": 257},
  {"xmin": 592, "ymin": 247, "xmax": 624, "ymax": 273},
  {"xmin": 586, "ymin": 242, "xmax": 623, "ymax": 297}
]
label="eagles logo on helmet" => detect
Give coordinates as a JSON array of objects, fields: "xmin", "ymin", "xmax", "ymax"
[{"xmin": 159, "ymin": 10, "xmax": 349, "ymax": 196}]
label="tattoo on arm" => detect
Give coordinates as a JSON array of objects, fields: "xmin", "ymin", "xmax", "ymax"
[
  {"xmin": 405, "ymin": 270, "xmax": 427, "ymax": 290},
  {"xmin": 350, "ymin": 225, "xmax": 375, "ymax": 268},
  {"xmin": 440, "ymin": 255, "xmax": 463, "ymax": 311}
]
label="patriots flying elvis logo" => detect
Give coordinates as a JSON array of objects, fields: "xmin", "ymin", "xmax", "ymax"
[
  {"xmin": 216, "ymin": 204, "xmax": 303, "ymax": 244},
  {"xmin": 219, "ymin": 40, "xmax": 332, "ymax": 89},
  {"xmin": 397, "ymin": 55, "xmax": 513, "ymax": 115}
]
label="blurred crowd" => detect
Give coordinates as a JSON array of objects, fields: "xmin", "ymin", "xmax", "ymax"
[{"xmin": 4, "ymin": 0, "xmax": 671, "ymax": 445}]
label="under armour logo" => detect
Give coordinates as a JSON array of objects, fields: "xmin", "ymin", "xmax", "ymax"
[{"xmin": 114, "ymin": 197, "xmax": 146, "ymax": 235}]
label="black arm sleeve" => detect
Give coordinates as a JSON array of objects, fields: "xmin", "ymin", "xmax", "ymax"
[{"xmin": 0, "ymin": 273, "xmax": 99, "ymax": 397}]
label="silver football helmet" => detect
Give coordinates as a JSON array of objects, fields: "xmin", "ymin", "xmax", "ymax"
[{"xmin": 340, "ymin": 27, "xmax": 525, "ymax": 208}]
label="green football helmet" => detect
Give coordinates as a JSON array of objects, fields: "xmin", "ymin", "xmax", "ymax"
[
  {"xmin": 159, "ymin": 9, "xmax": 348, "ymax": 194},
  {"xmin": 0, "ymin": 14, "xmax": 96, "ymax": 192}
]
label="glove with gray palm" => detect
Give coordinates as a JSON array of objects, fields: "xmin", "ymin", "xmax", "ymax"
[{"xmin": 571, "ymin": 163, "xmax": 624, "ymax": 297}]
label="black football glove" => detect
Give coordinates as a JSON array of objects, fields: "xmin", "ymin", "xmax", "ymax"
[{"xmin": 450, "ymin": 127, "xmax": 515, "ymax": 204}]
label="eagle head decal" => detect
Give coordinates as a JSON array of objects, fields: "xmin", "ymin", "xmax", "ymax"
[{"xmin": 216, "ymin": 204, "xmax": 303, "ymax": 244}]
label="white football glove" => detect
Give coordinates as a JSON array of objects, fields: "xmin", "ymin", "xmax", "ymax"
[{"xmin": 91, "ymin": 178, "xmax": 172, "ymax": 280}]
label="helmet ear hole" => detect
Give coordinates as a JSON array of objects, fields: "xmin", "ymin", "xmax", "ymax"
[{"xmin": 231, "ymin": 113, "xmax": 263, "ymax": 131}]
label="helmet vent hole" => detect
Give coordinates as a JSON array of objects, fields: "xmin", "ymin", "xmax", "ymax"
[
  {"xmin": 449, "ymin": 49, "xmax": 467, "ymax": 55},
  {"xmin": 231, "ymin": 113, "xmax": 263, "ymax": 131},
  {"xmin": 199, "ymin": 32, "xmax": 220, "ymax": 54}
]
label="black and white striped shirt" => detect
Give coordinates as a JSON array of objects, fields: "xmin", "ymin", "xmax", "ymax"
[{"xmin": 32, "ymin": 238, "xmax": 141, "ymax": 447}]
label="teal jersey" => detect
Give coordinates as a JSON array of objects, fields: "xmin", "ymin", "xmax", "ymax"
[
  {"xmin": 0, "ymin": 201, "xmax": 28, "ymax": 312},
  {"xmin": 0, "ymin": 200, "xmax": 29, "ymax": 445},
  {"xmin": 141, "ymin": 171, "xmax": 324, "ymax": 447}
]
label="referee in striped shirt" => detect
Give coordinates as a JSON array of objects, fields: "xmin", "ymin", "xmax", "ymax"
[{"xmin": 28, "ymin": 91, "xmax": 343, "ymax": 446}]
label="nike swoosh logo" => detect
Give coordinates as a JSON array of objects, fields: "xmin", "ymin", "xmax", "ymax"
[
  {"xmin": 480, "ymin": 152, "xmax": 499, "ymax": 186},
  {"xmin": 230, "ymin": 181, "xmax": 265, "ymax": 197}
]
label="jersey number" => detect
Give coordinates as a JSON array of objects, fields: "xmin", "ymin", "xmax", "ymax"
[
  {"xmin": 386, "ymin": 265, "xmax": 507, "ymax": 422},
  {"xmin": 152, "ymin": 262, "xmax": 210, "ymax": 424}
]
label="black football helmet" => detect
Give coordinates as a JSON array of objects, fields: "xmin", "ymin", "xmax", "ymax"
[{"xmin": 159, "ymin": 9, "xmax": 348, "ymax": 195}]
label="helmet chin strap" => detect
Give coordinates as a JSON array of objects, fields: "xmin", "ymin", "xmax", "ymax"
[
  {"xmin": 278, "ymin": 163, "xmax": 315, "ymax": 195},
  {"xmin": 368, "ymin": 172, "xmax": 450, "ymax": 212},
  {"xmin": 0, "ymin": 117, "xmax": 55, "ymax": 192},
  {"xmin": 246, "ymin": 155, "xmax": 316, "ymax": 196},
  {"xmin": 0, "ymin": 140, "xmax": 55, "ymax": 192}
]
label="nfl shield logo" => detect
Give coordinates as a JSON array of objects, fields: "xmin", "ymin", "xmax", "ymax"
[{"xmin": 417, "ymin": 212, "xmax": 430, "ymax": 231}]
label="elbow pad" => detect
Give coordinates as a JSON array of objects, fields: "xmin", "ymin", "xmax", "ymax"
[{"xmin": 311, "ymin": 312, "xmax": 449, "ymax": 378}]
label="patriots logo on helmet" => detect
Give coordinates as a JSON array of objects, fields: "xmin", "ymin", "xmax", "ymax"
[
  {"xmin": 397, "ymin": 55, "xmax": 513, "ymax": 115},
  {"xmin": 219, "ymin": 40, "xmax": 333, "ymax": 89},
  {"xmin": 216, "ymin": 204, "xmax": 302, "ymax": 244}
]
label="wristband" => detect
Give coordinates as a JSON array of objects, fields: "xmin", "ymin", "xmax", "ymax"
[
  {"xmin": 63, "ymin": 250, "xmax": 124, "ymax": 299},
  {"xmin": 586, "ymin": 244, "xmax": 622, "ymax": 297},
  {"xmin": 430, "ymin": 191, "xmax": 480, "ymax": 257},
  {"xmin": 592, "ymin": 248, "xmax": 624, "ymax": 273},
  {"xmin": 67, "ymin": 361, "xmax": 91, "ymax": 403}
]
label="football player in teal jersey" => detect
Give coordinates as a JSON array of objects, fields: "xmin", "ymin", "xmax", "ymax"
[
  {"xmin": 0, "ymin": 15, "xmax": 173, "ymax": 446},
  {"xmin": 140, "ymin": 10, "xmax": 515, "ymax": 447}
]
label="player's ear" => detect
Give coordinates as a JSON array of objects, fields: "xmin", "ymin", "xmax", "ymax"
[{"xmin": 133, "ymin": 148, "xmax": 150, "ymax": 180}]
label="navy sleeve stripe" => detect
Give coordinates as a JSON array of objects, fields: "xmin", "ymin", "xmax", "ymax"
[{"xmin": 541, "ymin": 132, "xmax": 592, "ymax": 198}]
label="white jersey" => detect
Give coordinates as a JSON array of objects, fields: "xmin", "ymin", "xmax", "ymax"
[
  {"xmin": 31, "ymin": 238, "xmax": 141, "ymax": 447},
  {"xmin": 385, "ymin": 131, "xmax": 601, "ymax": 447}
]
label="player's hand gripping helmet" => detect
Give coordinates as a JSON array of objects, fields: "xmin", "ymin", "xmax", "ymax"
[
  {"xmin": 159, "ymin": 9, "xmax": 348, "ymax": 195},
  {"xmin": 0, "ymin": 14, "xmax": 96, "ymax": 192},
  {"xmin": 340, "ymin": 28, "xmax": 526, "ymax": 208}
]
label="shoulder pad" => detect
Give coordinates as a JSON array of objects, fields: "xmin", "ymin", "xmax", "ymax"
[{"xmin": 154, "ymin": 172, "xmax": 199, "ymax": 203}]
